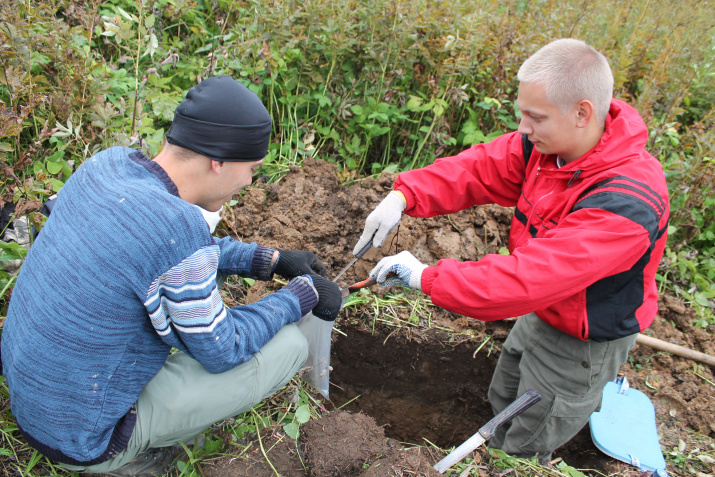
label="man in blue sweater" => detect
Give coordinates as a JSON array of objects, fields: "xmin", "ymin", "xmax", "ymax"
[{"xmin": 1, "ymin": 76, "xmax": 342, "ymax": 476}]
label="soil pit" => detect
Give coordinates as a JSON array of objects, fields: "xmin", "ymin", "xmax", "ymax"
[{"xmin": 329, "ymin": 323, "xmax": 500, "ymax": 449}]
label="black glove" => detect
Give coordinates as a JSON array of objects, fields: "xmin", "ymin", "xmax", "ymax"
[
  {"xmin": 273, "ymin": 250, "xmax": 328, "ymax": 279},
  {"xmin": 309, "ymin": 273, "xmax": 342, "ymax": 321}
]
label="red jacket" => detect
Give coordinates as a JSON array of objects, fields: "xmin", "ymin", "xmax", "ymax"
[{"xmin": 395, "ymin": 100, "xmax": 669, "ymax": 341}]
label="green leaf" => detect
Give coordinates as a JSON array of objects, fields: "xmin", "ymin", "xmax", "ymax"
[
  {"xmin": 0, "ymin": 241, "xmax": 29, "ymax": 263},
  {"xmin": 44, "ymin": 178, "xmax": 65, "ymax": 192},
  {"xmin": 368, "ymin": 112, "xmax": 389, "ymax": 122},
  {"xmin": 46, "ymin": 159, "xmax": 64, "ymax": 175},
  {"xmin": 116, "ymin": 7, "xmax": 135, "ymax": 22},
  {"xmin": 295, "ymin": 404, "xmax": 311, "ymax": 424},
  {"xmin": 46, "ymin": 149, "xmax": 65, "ymax": 162},
  {"xmin": 202, "ymin": 438, "xmax": 223, "ymax": 455},
  {"xmin": 194, "ymin": 43, "xmax": 215, "ymax": 54},
  {"xmin": 283, "ymin": 422, "xmax": 299, "ymax": 440},
  {"xmin": 694, "ymin": 292, "xmax": 711, "ymax": 307},
  {"xmin": 150, "ymin": 93, "xmax": 180, "ymax": 122},
  {"xmin": 142, "ymin": 33, "xmax": 159, "ymax": 59},
  {"xmin": 406, "ymin": 95, "xmax": 423, "ymax": 111}
]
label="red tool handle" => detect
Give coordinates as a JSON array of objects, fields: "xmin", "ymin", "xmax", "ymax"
[
  {"xmin": 347, "ymin": 277, "xmax": 377, "ymax": 293},
  {"xmin": 347, "ymin": 272, "xmax": 397, "ymax": 294}
]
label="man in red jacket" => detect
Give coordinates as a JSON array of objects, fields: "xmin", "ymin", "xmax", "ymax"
[{"xmin": 354, "ymin": 39, "xmax": 669, "ymax": 461}]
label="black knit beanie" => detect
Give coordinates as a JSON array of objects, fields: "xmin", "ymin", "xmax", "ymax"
[{"xmin": 166, "ymin": 76, "xmax": 271, "ymax": 162}]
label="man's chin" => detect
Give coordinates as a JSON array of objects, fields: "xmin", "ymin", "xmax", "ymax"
[{"xmin": 533, "ymin": 142, "xmax": 549, "ymax": 154}]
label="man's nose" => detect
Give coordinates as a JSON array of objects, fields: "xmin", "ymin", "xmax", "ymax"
[{"xmin": 517, "ymin": 117, "xmax": 532, "ymax": 135}]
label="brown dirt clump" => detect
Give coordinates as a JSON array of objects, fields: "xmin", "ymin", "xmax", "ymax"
[
  {"xmin": 209, "ymin": 158, "xmax": 715, "ymax": 477},
  {"xmin": 300, "ymin": 410, "xmax": 391, "ymax": 476}
]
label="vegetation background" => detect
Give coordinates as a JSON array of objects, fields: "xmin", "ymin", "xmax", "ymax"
[{"xmin": 0, "ymin": 0, "xmax": 713, "ymax": 475}]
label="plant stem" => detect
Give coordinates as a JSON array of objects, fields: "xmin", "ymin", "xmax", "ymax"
[
  {"xmin": 252, "ymin": 411, "xmax": 280, "ymax": 477},
  {"xmin": 130, "ymin": 0, "xmax": 145, "ymax": 139}
]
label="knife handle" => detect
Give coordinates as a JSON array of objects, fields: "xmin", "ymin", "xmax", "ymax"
[
  {"xmin": 479, "ymin": 389, "xmax": 542, "ymax": 439},
  {"xmin": 355, "ymin": 240, "xmax": 372, "ymax": 259}
]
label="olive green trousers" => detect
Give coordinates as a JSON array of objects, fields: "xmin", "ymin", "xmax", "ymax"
[
  {"xmin": 487, "ymin": 313, "xmax": 637, "ymax": 462},
  {"xmin": 62, "ymin": 323, "xmax": 308, "ymax": 474}
]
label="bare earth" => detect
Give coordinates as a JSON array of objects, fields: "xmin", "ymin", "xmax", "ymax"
[{"xmin": 200, "ymin": 159, "xmax": 714, "ymax": 477}]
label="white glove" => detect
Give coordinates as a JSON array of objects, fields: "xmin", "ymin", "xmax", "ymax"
[
  {"xmin": 370, "ymin": 251, "xmax": 427, "ymax": 291},
  {"xmin": 353, "ymin": 191, "xmax": 406, "ymax": 255}
]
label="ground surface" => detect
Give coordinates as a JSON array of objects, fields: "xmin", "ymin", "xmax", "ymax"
[{"xmin": 206, "ymin": 159, "xmax": 715, "ymax": 477}]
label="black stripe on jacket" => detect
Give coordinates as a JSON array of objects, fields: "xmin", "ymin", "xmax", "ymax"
[
  {"xmin": 573, "ymin": 177, "xmax": 666, "ymax": 342},
  {"xmin": 514, "ymin": 207, "xmax": 539, "ymax": 238}
]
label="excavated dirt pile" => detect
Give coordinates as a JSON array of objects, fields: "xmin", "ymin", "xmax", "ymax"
[{"xmin": 202, "ymin": 159, "xmax": 714, "ymax": 477}]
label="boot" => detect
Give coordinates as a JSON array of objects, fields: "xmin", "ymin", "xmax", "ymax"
[{"xmin": 103, "ymin": 445, "xmax": 184, "ymax": 477}]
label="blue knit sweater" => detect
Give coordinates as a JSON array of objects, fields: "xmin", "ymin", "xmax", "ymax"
[{"xmin": 1, "ymin": 147, "xmax": 317, "ymax": 465}]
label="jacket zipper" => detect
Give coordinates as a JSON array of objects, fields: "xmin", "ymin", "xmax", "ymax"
[{"xmin": 516, "ymin": 166, "xmax": 581, "ymax": 249}]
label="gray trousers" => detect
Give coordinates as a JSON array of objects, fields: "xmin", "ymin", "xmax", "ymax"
[
  {"xmin": 62, "ymin": 324, "xmax": 308, "ymax": 474},
  {"xmin": 487, "ymin": 313, "xmax": 636, "ymax": 462}
]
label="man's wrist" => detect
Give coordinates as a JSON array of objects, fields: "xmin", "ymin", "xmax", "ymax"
[
  {"xmin": 270, "ymin": 250, "xmax": 279, "ymax": 272},
  {"xmin": 252, "ymin": 245, "xmax": 276, "ymax": 281},
  {"xmin": 284, "ymin": 278, "xmax": 319, "ymax": 316},
  {"xmin": 393, "ymin": 190, "xmax": 406, "ymax": 206}
]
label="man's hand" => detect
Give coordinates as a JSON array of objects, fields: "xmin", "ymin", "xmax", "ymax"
[
  {"xmin": 274, "ymin": 250, "xmax": 327, "ymax": 279},
  {"xmin": 352, "ymin": 191, "xmax": 406, "ymax": 255},
  {"xmin": 309, "ymin": 274, "xmax": 343, "ymax": 321},
  {"xmin": 370, "ymin": 251, "xmax": 427, "ymax": 291}
]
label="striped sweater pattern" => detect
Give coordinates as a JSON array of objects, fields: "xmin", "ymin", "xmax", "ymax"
[{"xmin": 1, "ymin": 147, "xmax": 316, "ymax": 464}]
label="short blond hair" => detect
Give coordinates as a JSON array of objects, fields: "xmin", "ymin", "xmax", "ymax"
[{"xmin": 518, "ymin": 39, "xmax": 613, "ymax": 125}]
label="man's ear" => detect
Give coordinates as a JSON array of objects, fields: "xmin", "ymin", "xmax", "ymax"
[
  {"xmin": 576, "ymin": 100, "xmax": 595, "ymax": 128},
  {"xmin": 209, "ymin": 159, "xmax": 224, "ymax": 174}
]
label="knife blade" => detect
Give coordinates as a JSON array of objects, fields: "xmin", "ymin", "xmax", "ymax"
[
  {"xmin": 433, "ymin": 389, "xmax": 542, "ymax": 474},
  {"xmin": 332, "ymin": 240, "xmax": 373, "ymax": 283}
]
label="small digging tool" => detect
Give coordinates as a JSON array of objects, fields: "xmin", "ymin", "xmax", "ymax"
[
  {"xmin": 333, "ymin": 241, "xmax": 372, "ymax": 284},
  {"xmin": 433, "ymin": 389, "xmax": 542, "ymax": 474}
]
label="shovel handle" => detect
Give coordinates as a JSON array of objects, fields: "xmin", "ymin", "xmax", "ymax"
[{"xmin": 479, "ymin": 389, "xmax": 542, "ymax": 439}]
